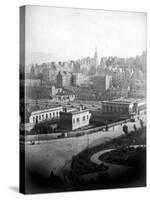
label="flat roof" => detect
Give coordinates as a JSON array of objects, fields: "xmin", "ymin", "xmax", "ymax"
[
  {"xmin": 112, "ymin": 98, "xmax": 145, "ymax": 103},
  {"xmin": 56, "ymin": 90, "xmax": 75, "ymax": 96},
  {"xmin": 30, "ymin": 105, "xmax": 62, "ymax": 114},
  {"xmin": 102, "ymin": 100, "xmax": 133, "ymax": 105},
  {"xmin": 102, "ymin": 98, "xmax": 146, "ymax": 105},
  {"xmin": 61, "ymin": 108, "xmax": 90, "ymax": 115}
]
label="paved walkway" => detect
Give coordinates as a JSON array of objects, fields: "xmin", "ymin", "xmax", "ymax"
[
  {"xmin": 90, "ymin": 144, "xmax": 146, "ymax": 165},
  {"xmin": 90, "ymin": 144, "xmax": 146, "ymax": 178},
  {"xmin": 91, "ymin": 149, "xmax": 114, "ymax": 165}
]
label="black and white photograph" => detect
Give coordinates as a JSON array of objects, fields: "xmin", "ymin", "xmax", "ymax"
[{"xmin": 19, "ymin": 5, "xmax": 146, "ymax": 195}]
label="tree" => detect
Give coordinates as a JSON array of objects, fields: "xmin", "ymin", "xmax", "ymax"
[
  {"xmin": 122, "ymin": 124, "xmax": 128, "ymax": 135},
  {"xmin": 140, "ymin": 119, "xmax": 144, "ymax": 129},
  {"xmin": 133, "ymin": 124, "xmax": 137, "ymax": 132}
]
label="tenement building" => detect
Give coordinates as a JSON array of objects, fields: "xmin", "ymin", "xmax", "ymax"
[
  {"xmin": 42, "ymin": 64, "xmax": 57, "ymax": 83},
  {"xmin": 90, "ymin": 75, "xmax": 112, "ymax": 94},
  {"xmin": 56, "ymin": 71, "xmax": 73, "ymax": 87},
  {"xmin": 78, "ymin": 48, "xmax": 99, "ymax": 75},
  {"xmin": 59, "ymin": 106, "xmax": 91, "ymax": 130},
  {"xmin": 72, "ymin": 72, "xmax": 86, "ymax": 86}
]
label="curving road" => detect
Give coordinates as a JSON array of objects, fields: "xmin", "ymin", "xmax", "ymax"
[{"xmin": 90, "ymin": 145, "xmax": 146, "ymax": 178}]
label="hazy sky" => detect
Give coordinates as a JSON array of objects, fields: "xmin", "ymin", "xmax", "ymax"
[{"xmin": 25, "ymin": 6, "xmax": 146, "ymax": 65}]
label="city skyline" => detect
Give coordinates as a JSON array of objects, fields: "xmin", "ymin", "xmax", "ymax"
[{"xmin": 25, "ymin": 6, "xmax": 146, "ymax": 65}]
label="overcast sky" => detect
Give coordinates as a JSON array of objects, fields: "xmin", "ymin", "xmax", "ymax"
[{"xmin": 25, "ymin": 6, "xmax": 146, "ymax": 65}]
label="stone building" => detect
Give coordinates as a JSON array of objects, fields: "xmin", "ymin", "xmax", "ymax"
[
  {"xmin": 101, "ymin": 99, "xmax": 137, "ymax": 121},
  {"xmin": 24, "ymin": 78, "xmax": 41, "ymax": 87},
  {"xmin": 90, "ymin": 75, "xmax": 112, "ymax": 94},
  {"xmin": 27, "ymin": 105, "xmax": 63, "ymax": 124},
  {"xmin": 42, "ymin": 64, "xmax": 57, "ymax": 83},
  {"xmin": 91, "ymin": 99, "xmax": 137, "ymax": 124},
  {"xmin": 76, "ymin": 84, "xmax": 97, "ymax": 100},
  {"xmin": 72, "ymin": 73, "xmax": 86, "ymax": 86},
  {"xmin": 30, "ymin": 63, "xmax": 58, "ymax": 83},
  {"xmin": 56, "ymin": 71, "xmax": 73, "ymax": 87},
  {"xmin": 54, "ymin": 89, "xmax": 75, "ymax": 102},
  {"xmin": 59, "ymin": 106, "xmax": 91, "ymax": 130},
  {"xmin": 78, "ymin": 48, "xmax": 99, "ymax": 75},
  {"xmin": 33, "ymin": 63, "xmax": 44, "ymax": 77}
]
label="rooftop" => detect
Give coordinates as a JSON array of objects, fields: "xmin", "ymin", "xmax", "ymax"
[
  {"xmin": 102, "ymin": 100, "xmax": 133, "ymax": 105},
  {"xmin": 29, "ymin": 104, "xmax": 62, "ymax": 113},
  {"xmin": 61, "ymin": 106, "xmax": 89, "ymax": 115},
  {"xmin": 113, "ymin": 98, "xmax": 145, "ymax": 103},
  {"xmin": 56, "ymin": 89, "xmax": 74, "ymax": 96}
]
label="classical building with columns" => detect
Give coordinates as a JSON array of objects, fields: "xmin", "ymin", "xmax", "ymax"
[
  {"xmin": 91, "ymin": 99, "xmax": 138, "ymax": 124},
  {"xmin": 27, "ymin": 105, "xmax": 63, "ymax": 124}
]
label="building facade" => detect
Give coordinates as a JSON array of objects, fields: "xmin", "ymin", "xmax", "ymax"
[
  {"xmin": 59, "ymin": 106, "xmax": 91, "ymax": 130},
  {"xmin": 28, "ymin": 105, "xmax": 63, "ymax": 124},
  {"xmin": 101, "ymin": 100, "xmax": 135, "ymax": 115},
  {"xmin": 72, "ymin": 73, "xmax": 86, "ymax": 86},
  {"xmin": 42, "ymin": 66, "xmax": 57, "ymax": 83},
  {"xmin": 91, "ymin": 99, "xmax": 137, "ymax": 124},
  {"xmin": 54, "ymin": 89, "xmax": 75, "ymax": 102},
  {"xmin": 90, "ymin": 75, "xmax": 112, "ymax": 93},
  {"xmin": 56, "ymin": 71, "xmax": 73, "ymax": 87}
]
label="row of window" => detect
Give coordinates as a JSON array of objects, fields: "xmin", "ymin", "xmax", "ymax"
[
  {"xmin": 103, "ymin": 105, "xmax": 129, "ymax": 113},
  {"xmin": 32, "ymin": 111, "xmax": 60, "ymax": 122},
  {"xmin": 57, "ymin": 96, "xmax": 74, "ymax": 101},
  {"xmin": 80, "ymin": 60, "xmax": 92, "ymax": 65},
  {"xmin": 72, "ymin": 115, "xmax": 89, "ymax": 124}
]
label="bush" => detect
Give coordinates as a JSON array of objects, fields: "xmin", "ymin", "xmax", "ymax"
[{"xmin": 30, "ymin": 121, "xmax": 56, "ymax": 135}]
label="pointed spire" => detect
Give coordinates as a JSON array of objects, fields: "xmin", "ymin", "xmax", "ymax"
[
  {"xmin": 94, "ymin": 47, "xmax": 98, "ymax": 59},
  {"xmin": 94, "ymin": 47, "xmax": 98, "ymax": 75}
]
